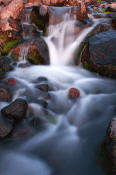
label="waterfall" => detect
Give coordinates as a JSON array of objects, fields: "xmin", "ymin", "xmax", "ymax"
[{"xmin": 45, "ymin": 14, "xmax": 99, "ymax": 66}]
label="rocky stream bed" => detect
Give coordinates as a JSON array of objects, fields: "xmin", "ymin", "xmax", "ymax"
[{"xmin": 0, "ymin": 0, "xmax": 116, "ymax": 175}]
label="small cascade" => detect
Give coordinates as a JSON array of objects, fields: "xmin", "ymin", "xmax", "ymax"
[
  {"xmin": 18, "ymin": 45, "xmax": 29, "ymax": 62},
  {"xmin": 45, "ymin": 14, "xmax": 99, "ymax": 66}
]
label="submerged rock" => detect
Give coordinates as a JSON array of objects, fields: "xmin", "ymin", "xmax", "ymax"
[
  {"xmin": 0, "ymin": 56, "xmax": 13, "ymax": 72},
  {"xmin": 81, "ymin": 30, "xmax": 116, "ymax": 78},
  {"xmin": 36, "ymin": 83, "xmax": 49, "ymax": 92},
  {"xmin": 0, "ymin": 116, "xmax": 13, "ymax": 138},
  {"xmin": 0, "ymin": 86, "xmax": 12, "ymax": 102},
  {"xmin": 68, "ymin": 88, "xmax": 80, "ymax": 99},
  {"xmin": 5, "ymin": 78, "xmax": 17, "ymax": 85},
  {"xmin": 1, "ymin": 98, "xmax": 28, "ymax": 120}
]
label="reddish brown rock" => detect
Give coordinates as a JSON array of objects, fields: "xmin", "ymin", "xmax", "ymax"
[
  {"xmin": 1, "ymin": 98, "xmax": 28, "ymax": 120},
  {"xmin": 0, "ymin": 0, "xmax": 23, "ymax": 31},
  {"xmin": 0, "ymin": 0, "xmax": 23, "ymax": 20},
  {"xmin": 11, "ymin": 39, "xmax": 50, "ymax": 65},
  {"xmin": 0, "ymin": 115, "xmax": 13, "ymax": 138},
  {"xmin": 0, "ymin": 86, "xmax": 12, "ymax": 102},
  {"xmin": 5, "ymin": 78, "xmax": 16, "ymax": 85},
  {"xmin": 28, "ymin": 0, "xmax": 65, "ymax": 6},
  {"xmin": 69, "ymin": 88, "xmax": 80, "ymax": 99},
  {"xmin": 80, "ymin": 0, "xmax": 88, "ymax": 20}
]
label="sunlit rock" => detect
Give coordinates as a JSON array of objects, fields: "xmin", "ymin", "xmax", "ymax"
[{"xmin": 0, "ymin": 0, "xmax": 23, "ymax": 20}]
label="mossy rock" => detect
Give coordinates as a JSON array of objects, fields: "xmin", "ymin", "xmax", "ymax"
[
  {"xmin": 2, "ymin": 40, "xmax": 19, "ymax": 55},
  {"xmin": 28, "ymin": 49, "xmax": 41, "ymax": 64},
  {"xmin": 0, "ymin": 31, "xmax": 20, "ymax": 56}
]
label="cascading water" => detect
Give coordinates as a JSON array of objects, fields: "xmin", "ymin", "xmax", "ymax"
[
  {"xmin": 0, "ymin": 6, "xmax": 116, "ymax": 175},
  {"xmin": 45, "ymin": 14, "xmax": 99, "ymax": 65}
]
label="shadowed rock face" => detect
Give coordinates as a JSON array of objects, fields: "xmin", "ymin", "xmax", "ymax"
[
  {"xmin": 102, "ymin": 117, "xmax": 116, "ymax": 174},
  {"xmin": 81, "ymin": 30, "xmax": 116, "ymax": 78}
]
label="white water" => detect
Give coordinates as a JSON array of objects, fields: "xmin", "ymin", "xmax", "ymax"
[
  {"xmin": 18, "ymin": 46, "xmax": 29, "ymax": 62},
  {"xmin": 45, "ymin": 14, "xmax": 99, "ymax": 65},
  {"xmin": 1, "ymin": 65, "xmax": 116, "ymax": 175},
  {"xmin": 0, "ymin": 9, "xmax": 115, "ymax": 175}
]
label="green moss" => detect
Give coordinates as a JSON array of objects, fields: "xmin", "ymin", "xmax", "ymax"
[
  {"xmin": 28, "ymin": 50, "xmax": 41, "ymax": 64},
  {"xmin": 2, "ymin": 40, "xmax": 19, "ymax": 55},
  {"xmin": 83, "ymin": 61, "xmax": 90, "ymax": 69},
  {"xmin": 11, "ymin": 51, "xmax": 18, "ymax": 61},
  {"xmin": 79, "ymin": 43, "xmax": 88, "ymax": 59}
]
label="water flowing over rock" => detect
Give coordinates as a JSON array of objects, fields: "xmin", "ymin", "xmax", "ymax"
[
  {"xmin": 81, "ymin": 30, "xmax": 116, "ymax": 78},
  {"xmin": 11, "ymin": 38, "xmax": 50, "ymax": 64},
  {"xmin": 30, "ymin": 5, "xmax": 88, "ymax": 34}
]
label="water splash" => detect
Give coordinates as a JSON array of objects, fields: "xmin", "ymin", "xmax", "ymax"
[{"xmin": 45, "ymin": 14, "xmax": 99, "ymax": 66}]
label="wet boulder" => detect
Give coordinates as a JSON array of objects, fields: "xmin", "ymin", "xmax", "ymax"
[
  {"xmin": 0, "ymin": 115, "xmax": 13, "ymax": 138},
  {"xmin": 0, "ymin": 56, "xmax": 14, "ymax": 72},
  {"xmin": 81, "ymin": 30, "xmax": 116, "ymax": 78},
  {"xmin": 11, "ymin": 38, "xmax": 50, "ymax": 65},
  {"xmin": 1, "ymin": 98, "xmax": 28, "ymax": 120},
  {"xmin": 102, "ymin": 117, "xmax": 116, "ymax": 174},
  {"xmin": 68, "ymin": 88, "xmax": 80, "ymax": 99},
  {"xmin": 0, "ymin": 85, "xmax": 12, "ymax": 102}
]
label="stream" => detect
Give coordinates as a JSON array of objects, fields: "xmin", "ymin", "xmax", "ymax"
[{"xmin": 0, "ymin": 6, "xmax": 116, "ymax": 175}]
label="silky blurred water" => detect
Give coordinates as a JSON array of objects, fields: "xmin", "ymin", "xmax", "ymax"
[{"xmin": 0, "ymin": 9, "xmax": 115, "ymax": 175}]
